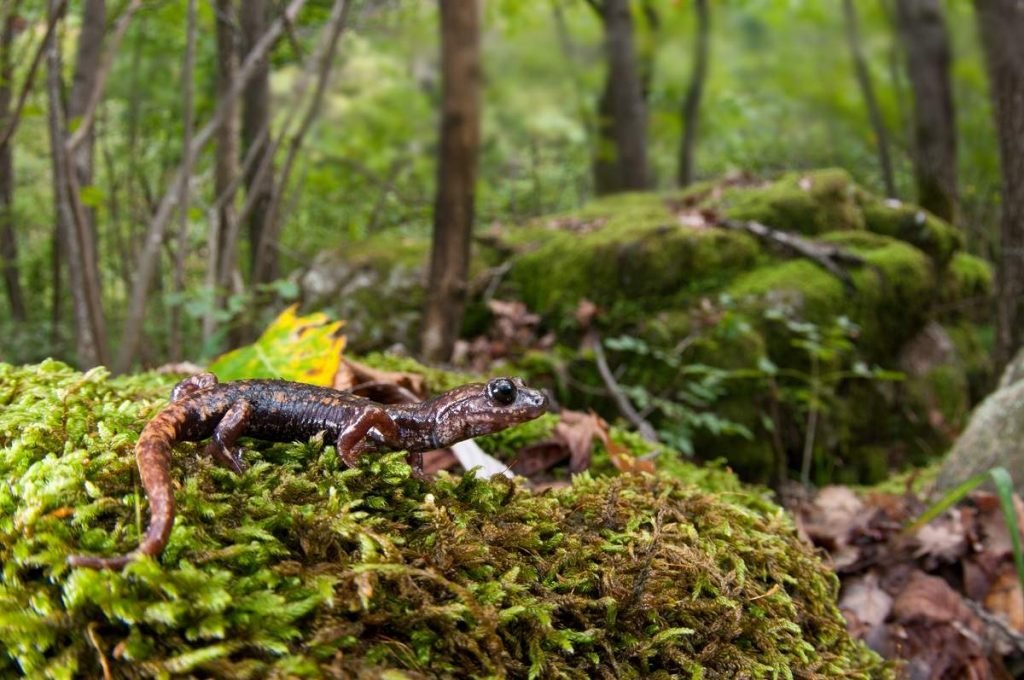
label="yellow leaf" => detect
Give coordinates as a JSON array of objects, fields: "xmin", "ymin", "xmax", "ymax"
[{"xmin": 207, "ymin": 305, "xmax": 345, "ymax": 385}]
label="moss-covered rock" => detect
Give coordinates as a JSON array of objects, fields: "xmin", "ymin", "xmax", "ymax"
[
  {"xmin": 719, "ymin": 168, "xmax": 865, "ymax": 236},
  {"xmin": 0, "ymin": 361, "xmax": 890, "ymax": 678},
  {"xmin": 727, "ymin": 233, "xmax": 935, "ymax": 358},
  {"xmin": 857, "ymin": 194, "xmax": 963, "ymax": 268},
  {"xmin": 506, "ymin": 200, "xmax": 759, "ymax": 326}
]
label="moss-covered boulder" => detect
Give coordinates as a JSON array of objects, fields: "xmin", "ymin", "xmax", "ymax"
[
  {"xmin": 719, "ymin": 168, "xmax": 865, "ymax": 236},
  {"xmin": 0, "ymin": 361, "xmax": 890, "ymax": 678},
  {"xmin": 298, "ymin": 169, "xmax": 990, "ymax": 485}
]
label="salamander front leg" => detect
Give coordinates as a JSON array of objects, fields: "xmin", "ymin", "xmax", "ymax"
[
  {"xmin": 203, "ymin": 400, "xmax": 251, "ymax": 474},
  {"xmin": 171, "ymin": 372, "xmax": 218, "ymax": 402},
  {"xmin": 336, "ymin": 409, "xmax": 400, "ymax": 469}
]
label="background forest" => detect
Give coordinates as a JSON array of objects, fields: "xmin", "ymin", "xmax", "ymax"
[{"xmin": 0, "ymin": 0, "xmax": 1008, "ymax": 370}]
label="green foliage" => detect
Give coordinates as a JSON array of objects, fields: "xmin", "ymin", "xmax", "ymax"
[
  {"xmin": 602, "ymin": 333, "xmax": 752, "ymax": 456},
  {"xmin": 0, "ymin": 361, "xmax": 890, "ymax": 677}
]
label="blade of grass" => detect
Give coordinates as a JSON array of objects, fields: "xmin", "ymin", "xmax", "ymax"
[{"xmin": 906, "ymin": 466, "xmax": 1024, "ymax": 595}]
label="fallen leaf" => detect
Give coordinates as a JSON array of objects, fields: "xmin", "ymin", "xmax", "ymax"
[
  {"xmin": 839, "ymin": 571, "xmax": 893, "ymax": 639},
  {"xmin": 913, "ymin": 509, "xmax": 967, "ymax": 565},
  {"xmin": 208, "ymin": 305, "xmax": 345, "ymax": 385},
  {"xmin": 333, "ymin": 357, "xmax": 426, "ymax": 402},
  {"xmin": 984, "ymin": 564, "xmax": 1024, "ymax": 633}
]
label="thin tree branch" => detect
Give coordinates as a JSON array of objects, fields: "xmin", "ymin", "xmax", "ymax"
[
  {"xmin": 66, "ymin": 0, "xmax": 142, "ymax": 152},
  {"xmin": 0, "ymin": 0, "xmax": 67, "ymax": 149},
  {"xmin": 588, "ymin": 330, "xmax": 660, "ymax": 443},
  {"xmin": 115, "ymin": 0, "xmax": 310, "ymax": 372},
  {"xmin": 253, "ymin": 0, "xmax": 350, "ymax": 282}
]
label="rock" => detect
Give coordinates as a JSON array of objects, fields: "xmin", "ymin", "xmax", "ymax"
[{"xmin": 934, "ymin": 373, "xmax": 1024, "ymax": 493}]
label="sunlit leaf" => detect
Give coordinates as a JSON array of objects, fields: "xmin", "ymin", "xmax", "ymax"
[{"xmin": 206, "ymin": 305, "xmax": 345, "ymax": 385}]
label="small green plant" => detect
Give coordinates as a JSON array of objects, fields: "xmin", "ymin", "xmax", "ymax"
[
  {"xmin": 759, "ymin": 310, "xmax": 902, "ymax": 485},
  {"xmin": 603, "ymin": 333, "xmax": 752, "ymax": 456},
  {"xmin": 907, "ymin": 467, "xmax": 1024, "ymax": 593}
]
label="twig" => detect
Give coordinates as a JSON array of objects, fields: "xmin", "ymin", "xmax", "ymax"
[
  {"xmin": 962, "ymin": 598, "xmax": 1024, "ymax": 656},
  {"xmin": 718, "ymin": 218, "xmax": 864, "ymax": 291},
  {"xmin": 588, "ymin": 330, "xmax": 660, "ymax": 443}
]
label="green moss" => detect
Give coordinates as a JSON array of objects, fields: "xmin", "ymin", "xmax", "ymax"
[
  {"xmin": 719, "ymin": 169, "xmax": 864, "ymax": 236},
  {"xmin": 940, "ymin": 252, "xmax": 993, "ymax": 307},
  {"xmin": 0, "ymin": 362, "xmax": 889, "ymax": 678},
  {"xmin": 858, "ymin": 195, "xmax": 963, "ymax": 268},
  {"xmin": 509, "ymin": 221, "xmax": 759, "ymax": 325},
  {"xmin": 727, "ymin": 235, "xmax": 935, "ymax": 358}
]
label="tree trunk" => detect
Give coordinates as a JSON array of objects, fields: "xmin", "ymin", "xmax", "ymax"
[
  {"xmin": 170, "ymin": 0, "xmax": 196, "ymax": 361},
  {"xmin": 975, "ymin": 0, "xmax": 1024, "ymax": 371},
  {"xmin": 421, "ymin": 0, "xmax": 482, "ymax": 362},
  {"xmin": 251, "ymin": 0, "xmax": 349, "ymax": 290},
  {"xmin": 895, "ymin": 0, "xmax": 957, "ymax": 223},
  {"xmin": 678, "ymin": 0, "xmax": 709, "ymax": 188},
  {"xmin": 46, "ymin": 0, "xmax": 108, "ymax": 367},
  {"xmin": 0, "ymin": 7, "xmax": 25, "ymax": 321},
  {"xmin": 592, "ymin": 0, "xmax": 649, "ymax": 196},
  {"xmin": 240, "ymin": 0, "xmax": 274, "ymax": 281},
  {"xmin": 842, "ymin": 0, "xmax": 897, "ymax": 198},
  {"xmin": 67, "ymin": 0, "xmax": 103, "ymax": 219},
  {"xmin": 213, "ymin": 0, "xmax": 239, "ymax": 297}
]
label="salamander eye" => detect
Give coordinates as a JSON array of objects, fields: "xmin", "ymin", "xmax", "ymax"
[{"xmin": 487, "ymin": 378, "xmax": 517, "ymax": 406}]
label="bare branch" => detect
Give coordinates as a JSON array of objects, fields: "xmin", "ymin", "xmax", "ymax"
[
  {"xmin": 115, "ymin": 0, "xmax": 311, "ymax": 372},
  {"xmin": 253, "ymin": 0, "xmax": 351, "ymax": 283},
  {"xmin": 66, "ymin": 0, "xmax": 143, "ymax": 152},
  {"xmin": 588, "ymin": 330, "xmax": 660, "ymax": 443},
  {"xmin": 0, "ymin": 0, "xmax": 67, "ymax": 149}
]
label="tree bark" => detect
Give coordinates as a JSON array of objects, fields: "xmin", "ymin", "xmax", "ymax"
[
  {"xmin": 421, "ymin": 0, "xmax": 482, "ymax": 362},
  {"xmin": 974, "ymin": 0, "xmax": 1024, "ymax": 371},
  {"xmin": 67, "ymin": 0, "xmax": 103, "ymax": 208},
  {"xmin": 213, "ymin": 0, "xmax": 239, "ymax": 298},
  {"xmin": 895, "ymin": 0, "xmax": 957, "ymax": 223},
  {"xmin": 0, "ymin": 6, "xmax": 25, "ymax": 321},
  {"xmin": 842, "ymin": 0, "xmax": 897, "ymax": 198},
  {"xmin": 46, "ymin": 0, "xmax": 108, "ymax": 367},
  {"xmin": 592, "ymin": 0, "xmax": 649, "ymax": 195},
  {"xmin": 678, "ymin": 0, "xmax": 709, "ymax": 188},
  {"xmin": 170, "ymin": 0, "xmax": 196, "ymax": 361},
  {"xmin": 240, "ymin": 0, "xmax": 274, "ymax": 280}
]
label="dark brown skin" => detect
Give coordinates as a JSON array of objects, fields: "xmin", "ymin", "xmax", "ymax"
[{"xmin": 68, "ymin": 373, "xmax": 548, "ymax": 570}]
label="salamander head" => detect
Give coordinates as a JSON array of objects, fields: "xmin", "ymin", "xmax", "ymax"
[{"xmin": 429, "ymin": 377, "xmax": 548, "ymax": 447}]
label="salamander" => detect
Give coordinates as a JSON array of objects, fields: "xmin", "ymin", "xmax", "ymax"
[{"xmin": 68, "ymin": 373, "xmax": 548, "ymax": 570}]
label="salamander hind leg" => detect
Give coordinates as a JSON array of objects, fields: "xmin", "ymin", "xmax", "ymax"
[
  {"xmin": 336, "ymin": 409, "xmax": 400, "ymax": 469},
  {"xmin": 171, "ymin": 372, "xmax": 218, "ymax": 402},
  {"xmin": 203, "ymin": 400, "xmax": 251, "ymax": 474}
]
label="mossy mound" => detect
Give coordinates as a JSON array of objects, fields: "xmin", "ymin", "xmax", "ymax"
[
  {"xmin": 0, "ymin": 361, "xmax": 889, "ymax": 678},
  {"xmin": 718, "ymin": 168, "xmax": 864, "ymax": 236},
  {"xmin": 506, "ymin": 198, "xmax": 759, "ymax": 326}
]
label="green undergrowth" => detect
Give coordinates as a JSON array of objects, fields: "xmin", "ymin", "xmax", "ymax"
[{"xmin": 0, "ymin": 361, "xmax": 890, "ymax": 678}]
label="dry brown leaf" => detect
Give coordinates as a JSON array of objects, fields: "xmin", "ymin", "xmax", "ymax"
[
  {"xmin": 891, "ymin": 571, "xmax": 974, "ymax": 625},
  {"xmin": 984, "ymin": 564, "xmax": 1024, "ymax": 633},
  {"xmin": 839, "ymin": 571, "xmax": 893, "ymax": 639},
  {"xmin": 333, "ymin": 357, "xmax": 426, "ymax": 402},
  {"xmin": 801, "ymin": 486, "xmax": 869, "ymax": 547},
  {"xmin": 913, "ymin": 509, "xmax": 967, "ymax": 565}
]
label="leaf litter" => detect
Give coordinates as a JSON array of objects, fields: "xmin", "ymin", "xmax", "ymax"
[{"xmin": 792, "ymin": 481, "xmax": 1024, "ymax": 677}]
